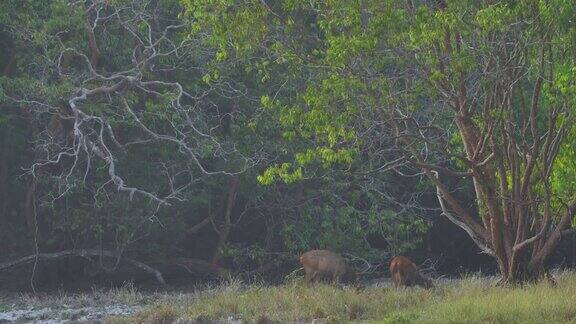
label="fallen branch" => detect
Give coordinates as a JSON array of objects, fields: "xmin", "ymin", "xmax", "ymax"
[{"xmin": 0, "ymin": 249, "xmax": 165, "ymax": 285}]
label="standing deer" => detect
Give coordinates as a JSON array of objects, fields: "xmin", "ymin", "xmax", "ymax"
[
  {"xmin": 389, "ymin": 256, "xmax": 433, "ymax": 289},
  {"xmin": 299, "ymin": 250, "xmax": 356, "ymax": 285}
]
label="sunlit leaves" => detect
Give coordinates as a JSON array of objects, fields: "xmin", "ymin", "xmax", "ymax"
[
  {"xmin": 181, "ymin": 0, "xmax": 268, "ymax": 58},
  {"xmin": 476, "ymin": 4, "xmax": 514, "ymax": 32}
]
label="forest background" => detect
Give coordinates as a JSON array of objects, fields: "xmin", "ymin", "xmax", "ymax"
[{"xmin": 1, "ymin": 0, "xmax": 576, "ymax": 289}]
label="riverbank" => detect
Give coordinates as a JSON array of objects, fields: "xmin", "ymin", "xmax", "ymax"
[
  {"xmin": 1, "ymin": 271, "xmax": 574, "ymax": 323},
  {"xmin": 112, "ymin": 271, "xmax": 576, "ymax": 323}
]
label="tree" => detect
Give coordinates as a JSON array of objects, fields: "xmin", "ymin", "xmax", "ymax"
[
  {"xmin": 199, "ymin": 0, "xmax": 576, "ymax": 283},
  {"xmin": 0, "ymin": 0, "xmax": 265, "ymax": 282},
  {"xmin": 391, "ymin": 0, "xmax": 576, "ymax": 283}
]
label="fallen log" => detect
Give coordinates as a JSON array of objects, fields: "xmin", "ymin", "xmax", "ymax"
[{"xmin": 0, "ymin": 249, "xmax": 165, "ymax": 285}]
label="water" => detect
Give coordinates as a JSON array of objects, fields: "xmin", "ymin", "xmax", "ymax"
[{"xmin": 0, "ymin": 304, "xmax": 138, "ymax": 323}]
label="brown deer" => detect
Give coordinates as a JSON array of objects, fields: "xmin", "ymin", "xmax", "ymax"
[
  {"xmin": 299, "ymin": 250, "xmax": 356, "ymax": 285},
  {"xmin": 389, "ymin": 256, "xmax": 433, "ymax": 289}
]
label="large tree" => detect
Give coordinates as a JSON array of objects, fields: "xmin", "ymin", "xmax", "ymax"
[
  {"xmin": 198, "ymin": 0, "xmax": 576, "ymax": 283},
  {"xmin": 403, "ymin": 0, "xmax": 576, "ymax": 283}
]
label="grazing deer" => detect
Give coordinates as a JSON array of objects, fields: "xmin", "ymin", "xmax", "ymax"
[
  {"xmin": 300, "ymin": 250, "xmax": 356, "ymax": 285},
  {"xmin": 389, "ymin": 256, "xmax": 433, "ymax": 289}
]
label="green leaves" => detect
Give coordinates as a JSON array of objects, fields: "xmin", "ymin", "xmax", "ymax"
[
  {"xmin": 257, "ymin": 163, "xmax": 302, "ymax": 185},
  {"xmin": 182, "ymin": 0, "xmax": 268, "ymax": 57},
  {"xmin": 476, "ymin": 3, "xmax": 514, "ymax": 32}
]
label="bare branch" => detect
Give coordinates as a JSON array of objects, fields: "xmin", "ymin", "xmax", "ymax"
[{"xmin": 0, "ymin": 249, "xmax": 165, "ymax": 285}]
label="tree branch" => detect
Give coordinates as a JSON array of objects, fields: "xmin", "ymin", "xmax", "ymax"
[{"xmin": 0, "ymin": 249, "xmax": 165, "ymax": 285}]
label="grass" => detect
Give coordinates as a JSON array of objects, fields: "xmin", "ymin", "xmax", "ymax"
[{"xmin": 106, "ymin": 270, "xmax": 576, "ymax": 324}]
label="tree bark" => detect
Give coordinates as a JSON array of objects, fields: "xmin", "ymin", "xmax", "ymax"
[
  {"xmin": 83, "ymin": 3, "xmax": 100, "ymax": 69},
  {"xmin": 211, "ymin": 176, "xmax": 240, "ymax": 263}
]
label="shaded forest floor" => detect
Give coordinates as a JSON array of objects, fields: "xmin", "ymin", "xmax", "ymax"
[{"xmin": 2, "ymin": 271, "xmax": 576, "ymax": 323}]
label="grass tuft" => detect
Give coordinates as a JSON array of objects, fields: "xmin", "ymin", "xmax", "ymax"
[{"xmin": 147, "ymin": 305, "xmax": 177, "ymax": 324}]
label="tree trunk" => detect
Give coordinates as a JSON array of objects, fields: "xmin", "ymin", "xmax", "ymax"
[
  {"xmin": 211, "ymin": 176, "xmax": 240, "ymax": 263},
  {"xmin": 429, "ymin": 113, "xmax": 576, "ymax": 284}
]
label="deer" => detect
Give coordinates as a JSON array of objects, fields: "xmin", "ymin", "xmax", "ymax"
[
  {"xmin": 389, "ymin": 255, "xmax": 433, "ymax": 289},
  {"xmin": 299, "ymin": 250, "xmax": 357, "ymax": 286}
]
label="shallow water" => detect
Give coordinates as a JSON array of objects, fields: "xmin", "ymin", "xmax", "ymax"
[{"xmin": 0, "ymin": 304, "xmax": 138, "ymax": 323}]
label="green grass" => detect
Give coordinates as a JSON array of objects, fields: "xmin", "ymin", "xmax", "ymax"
[{"xmin": 108, "ymin": 271, "xmax": 576, "ymax": 323}]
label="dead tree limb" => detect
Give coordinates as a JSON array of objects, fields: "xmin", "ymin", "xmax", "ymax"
[{"xmin": 0, "ymin": 249, "xmax": 166, "ymax": 285}]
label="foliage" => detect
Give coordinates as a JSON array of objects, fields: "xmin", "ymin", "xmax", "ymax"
[
  {"xmin": 0, "ymin": 0, "xmax": 433, "ymax": 280},
  {"xmin": 185, "ymin": 0, "xmax": 576, "ymax": 282},
  {"xmin": 5, "ymin": 0, "xmax": 576, "ymax": 286}
]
